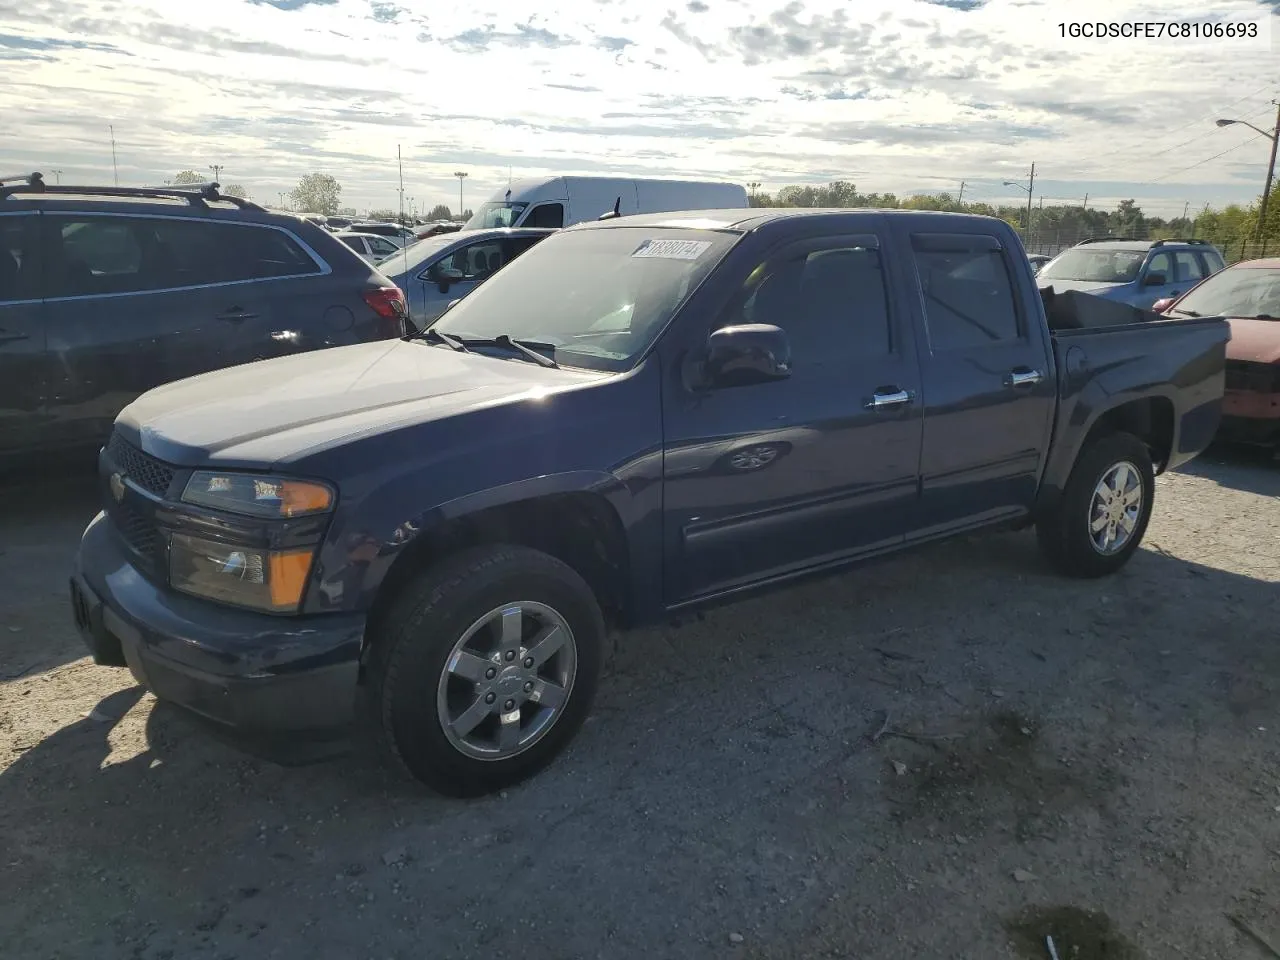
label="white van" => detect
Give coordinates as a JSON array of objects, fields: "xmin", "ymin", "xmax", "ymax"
[{"xmin": 463, "ymin": 176, "xmax": 749, "ymax": 230}]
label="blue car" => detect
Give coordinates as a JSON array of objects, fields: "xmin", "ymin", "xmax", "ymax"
[{"xmin": 1036, "ymin": 238, "xmax": 1225, "ymax": 310}]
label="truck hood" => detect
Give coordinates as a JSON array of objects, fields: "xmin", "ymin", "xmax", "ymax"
[
  {"xmin": 117, "ymin": 339, "xmax": 607, "ymax": 466},
  {"xmin": 1038, "ymin": 280, "xmax": 1125, "ymax": 297},
  {"xmin": 1225, "ymin": 317, "xmax": 1280, "ymax": 364}
]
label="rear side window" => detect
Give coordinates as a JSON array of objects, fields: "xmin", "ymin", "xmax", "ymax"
[
  {"xmin": 218, "ymin": 224, "xmax": 322, "ymax": 281},
  {"xmin": 47, "ymin": 216, "xmax": 226, "ymax": 297},
  {"xmin": 338, "ymin": 235, "xmax": 362, "ymax": 252},
  {"xmin": 911, "ymin": 234, "xmax": 1020, "ymax": 350},
  {"xmin": 1201, "ymin": 248, "xmax": 1225, "ymax": 273},
  {"xmin": 1173, "ymin": 251, "xmax": 1205, "ymax": 284},
  {"xmin": 525, "ymin": 203, "xmax": 564, "ymax": 228}
]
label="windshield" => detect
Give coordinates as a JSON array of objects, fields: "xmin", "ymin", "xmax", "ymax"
[
  {"xmin": 1039, "ymin": 248, "xmax": 1146, "ymax": 284},
  {"xmin": 466, "ymin": 202, "xmax": 529, "ymax": 230},
  {"xmin": 431, "ymin": 227, "xmax": 739, "ymax": 371},
  {"xmin": 375, "ymin": 235, "xmax": 459, "ymax": 273},
  {"xmin": 1172, "ymin": 264, "xmax": 1280, "ymax": 318}
]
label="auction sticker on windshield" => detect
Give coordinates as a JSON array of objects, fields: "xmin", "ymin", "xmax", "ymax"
[{"xmin": 631, "ymin": 239, "xmax": 712, "ymax": 260}]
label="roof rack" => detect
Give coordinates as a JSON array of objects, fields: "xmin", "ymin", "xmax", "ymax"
[
  {"xmin": 0, "ymin": 172, "xmax": 266, "ymax": 211},
  {"xmin": 1150, "ymin": 237, "xmax": 1208, "ymax": 247},
  {"xmin": 1076, "ymin": 236, "xmax": 1144, "ymax": 244}
]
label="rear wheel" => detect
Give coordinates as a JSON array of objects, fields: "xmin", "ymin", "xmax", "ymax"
[
  {"xmin": 1036, "ymin": 431, "xmax": 1154, "ymax": 578},
  {"xmin": 368, "ymin": 545, "xmax": 603, "ymax": 796}
]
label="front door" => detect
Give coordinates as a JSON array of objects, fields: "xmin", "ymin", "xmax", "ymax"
[
  {"xmin": 419, "ymin": 238, "xmax": 507, "ymax": 324},
  {"xmin": 0, "ymin": 212, "xmax": 47, "ymax": 456},
  {"xmin": 39, "ymin": 213, "xmax": 230, "ymax": 447},
  {"xmin": 661, "ymin": 226, "xmax": 924, "ymax": 603},
  {"xmin": 899, "ymin": 228, "xmax": 1056, "ymax": 537}
]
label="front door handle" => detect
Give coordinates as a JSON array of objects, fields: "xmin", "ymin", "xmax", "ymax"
[
  {"xmin": 1005, "ymin": 368, "xmax": 1044, "ymax": 388},
  {"xmin": 0, "ymin": 331, "xmax": 29, "ymax": 345},
  {"xmin": 216, "ymin": 308, "xmax": 259, "ymax": 322},
  {"xmin": 864, "ymin": 388, "xmax": 915, "ymax": 410}
]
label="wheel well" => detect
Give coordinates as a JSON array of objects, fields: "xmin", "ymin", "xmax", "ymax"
[
  {"xmin": 1085, "ymin": 397, "xmax": 1175, "ymax": 470},
  {"xmin": 370, "ymin": 493, "xmax": 631, "ymax": 634}
]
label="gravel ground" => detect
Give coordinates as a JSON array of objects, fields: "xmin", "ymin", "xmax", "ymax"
[{"xmin": 1, "ymin": 448, "xmax": 1277, "ymax": 960}]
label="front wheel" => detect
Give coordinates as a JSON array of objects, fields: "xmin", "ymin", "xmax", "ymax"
[
  {"xmin": 368, "ymin": 545, "xmax": 604, "ymax": 796},
  {"xmin": 1036, "ymin": 431, "xmax": 1155, "ymax": 578}
]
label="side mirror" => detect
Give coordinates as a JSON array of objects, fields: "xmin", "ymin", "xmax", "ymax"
[
  {"xmin": 1151, "ymin": 296, "xmax": 1175, "ymax": 314},
  {"xmin": 1142, "ymin": 272, "xmax": 1167, "ymax": 287},
  {"xmin": 702, "ymin": 324, "xmax": 791, "ymax": 388}
]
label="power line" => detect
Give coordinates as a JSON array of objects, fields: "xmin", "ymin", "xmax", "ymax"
[
  {"xmin": 1049, "ymin": 82, "xmax": 1278, "ymax": 176},
  {"xmin": 1151, "ymin": 131, "xmax": 1269, "ymax": 183}
]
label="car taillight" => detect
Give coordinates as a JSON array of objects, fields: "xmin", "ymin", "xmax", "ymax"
[{"xmin": 362, "ymin": 286, "xmax": 407, "ymax": 337}]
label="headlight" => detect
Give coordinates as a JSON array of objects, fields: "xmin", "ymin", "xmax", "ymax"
[
  {"xmin": 169, "ymin": 534, "xmax": 315, "ymax": 613},
  {"xmin": 182, "ymin": 472, "xmax": 334, "ymax": 518}
]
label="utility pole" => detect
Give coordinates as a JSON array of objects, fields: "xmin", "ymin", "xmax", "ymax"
[
  {"xmin": 109, "ymin": 124, "xmax": 118, "ymax": 186},
  {"xmin": 397, "ymin": 145, "xmax": 406, "ymax": 224},
  {"xmin": 209, "ymin": 163, "xmax": 223, "ymax": 184},
  {"xmin": 1259, "ymin": 100, "xmax": 1280, "ymax": 241},
  {"xmin": 1025, "ymin": 162, "xmax": 1036, "ymax": 235},
  {"xmin": 1082, "ymin": 193, "xmax": 1088, "ymax": 210},
  {"xmin": 454, "ymin": 171, "xmax": 468, "ymax": 220},
  {"xmin": 1182, "ymin": 201, "xmax": 1190, "ymax": 225},
  {"xmin": 957, "ymin": 180, "xmax": 966, "ymax": 204}
]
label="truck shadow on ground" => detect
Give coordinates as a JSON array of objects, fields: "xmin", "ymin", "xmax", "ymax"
[
  {"xmin": 2, "ymin": 517, "xmax": 1277, "ymax": 959},
  {"xmin": 1176, "ymin": 442, "xmax": 1279, "ymax": 496}
]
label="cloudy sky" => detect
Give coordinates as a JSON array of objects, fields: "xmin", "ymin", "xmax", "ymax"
[{"xmin": 2, "ymin": 0, "xmax": 1277, "ymax": 217}]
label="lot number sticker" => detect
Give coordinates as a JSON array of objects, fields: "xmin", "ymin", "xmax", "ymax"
[{"xmin": 631, "ymin": 239, "xmax": 712, "ymax": 260}]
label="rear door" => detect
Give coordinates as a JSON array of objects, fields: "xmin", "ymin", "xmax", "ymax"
[
  {"xmin": 203, "ymin": 220, "xmax": 335, "ymax": 363},
  {"xmin": 900, "ymin": 227, "xmax": 1056, "ymax": 536},
  {"xmin": 40, "ymin": 213, "xmax": 229, "ymax": 447},
  {"xmin": 0, "ymin": 211, "xmax": 47, "ymax": 456}
]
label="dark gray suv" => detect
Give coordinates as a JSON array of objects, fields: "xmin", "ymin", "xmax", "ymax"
[{"xmin": 0, "ymin": 174, "xmax": 408, "ymax": 466}]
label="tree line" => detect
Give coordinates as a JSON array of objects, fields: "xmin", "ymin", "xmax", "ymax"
[{"xmin": 748, "ymin": 180, "xmax": 1280, "ymax": 248}]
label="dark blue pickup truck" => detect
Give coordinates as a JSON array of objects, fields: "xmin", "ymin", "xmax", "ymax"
[{"xmin": 70, "ymin": 208, "xmax": 1229, "ymax": 795}]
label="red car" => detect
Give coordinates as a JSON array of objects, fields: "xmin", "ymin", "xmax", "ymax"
[{"xmin": 1154, "ymin": 257, "xmax": 1280, "ymax": 448}]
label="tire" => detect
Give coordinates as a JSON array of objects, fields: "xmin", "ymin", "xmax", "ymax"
[
  {"xmin": 1036, "ymin": 431, "xmax": 1155, "ymax": 579},
  {"xmin": 368, "ymin": 544, "xmax": 604, "ymax": 796}
]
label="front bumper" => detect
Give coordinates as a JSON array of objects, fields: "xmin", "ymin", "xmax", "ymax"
[{"xmin": 71, "ymin": 512, "xmax": 366, "ymax": 744}]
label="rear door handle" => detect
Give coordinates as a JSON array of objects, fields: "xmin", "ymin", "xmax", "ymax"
[
  {"xmin": 216, "ymin": 308, "xmax": 258, "ymax": 322},
  {"xmin": 1005, "ymin": 368, "xmax": 1044, "ymax": 388},
  {"xmin": 864, "ymin": 388, "xmax": 915, "ymax": 410}
]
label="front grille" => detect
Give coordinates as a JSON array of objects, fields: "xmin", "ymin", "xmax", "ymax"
[
  {"xmin": 1225, "ymin": 360, "xmax": 1279, "ymax": 393},
  {"xmin": 105, "ymin": 433, "xmax": 175, "ymax": 497},
  {"xmin": 115, "ymin": 496, "xmax": 159, "ymax": 558}
]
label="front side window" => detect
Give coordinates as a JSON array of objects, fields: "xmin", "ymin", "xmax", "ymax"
[
  {"xmin": 1039, "ymin": 248, "xmax": 1146, "ymax": 284},
  {"xmin": 433, "ymin": 241, "xmax": 504, "ymax": 281},
  {"xmin": 525, "ymin": 203, "xmax": 565, "ymax": 228},
  {"xmin": 48, "ymin": 216, "xmax": 224, "ymax": 297},
  {"xmin": 0, "ymin": 215, "xmax": 38, "ymax": 302},
  {"xmin": 433, "ymin": 228, "xmax": 739, "ymax": 371},
  {"xmin": 368, "ymin": 236, "xmax": 399, "ymax": 258},
  {"xmin": 723, "ymin": 240, "xmax": 891, "ymax": 365},
  {"xmin": 1144, "ymin": 252, "xmax": 1173, "ymax": 282},
  {"xmin": 911, "ymin": 236, "xmax": 1020, "ymax": 350},
  {"xmin": 465, "ymin": 202, "xmax": 529, "ymax": 230}
]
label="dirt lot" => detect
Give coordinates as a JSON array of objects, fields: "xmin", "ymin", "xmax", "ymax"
[{"xmin": 1, "ymin": 449, "xmax": 1277, "ymax": 960}]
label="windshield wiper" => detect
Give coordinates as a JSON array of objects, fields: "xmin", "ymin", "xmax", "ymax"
[
  {"xmin": 1169, "ymin": 308, "xmax": 1202, "ymax": 317},
  {"xmin": 489, "ymin": 334, "xmax": 559, "ymax": 368},
  {"xmin": 408, "ymin": 326, "xmax": 470, "ymax": 352}
]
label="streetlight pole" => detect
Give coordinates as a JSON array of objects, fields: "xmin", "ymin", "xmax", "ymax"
[
  {"xmin": 109, "ymin": 124, "xmax": 118, "ymax": 186},
  {"xmin": 1003, "ymin": 162, "xmax": 1036, "ymax": 237},
  {"xmin": 1216, "ymin": 101, "xmax": 1280, "ymax": 241},
  {"xmin": 454, "ymin": 171, "xmax": 468, "ymax": 220},
  {"xmin": 209, "ymin": 163, "xmax": 223, "ymax": 184},
  {"xmin": 51, "ymin": 169, "xmax": 62, "ymax": 184}
]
